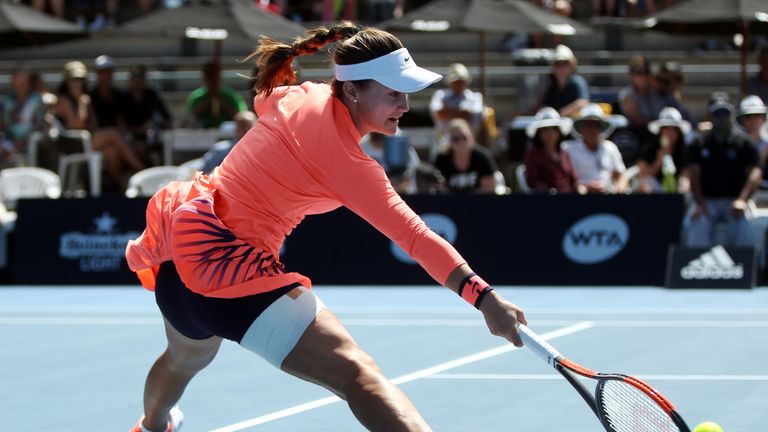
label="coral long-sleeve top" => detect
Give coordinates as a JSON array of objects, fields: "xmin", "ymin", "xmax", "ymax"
[{"xmin": 126, "ymin": 82, "xmax": 465, "ymax": 297}]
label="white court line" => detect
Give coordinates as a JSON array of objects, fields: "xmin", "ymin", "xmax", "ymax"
[
  {"xmin": 3, "ymin": 316, "xmax": 768, "ymax": 328},
  {"xmin": 339, "ymin": 319, "xmax": 768, "ymax": 328},
  {"xmin": 0, "ymin": 317, "xmax": 161, "ymax": 325},
  {"xmin": 207, "ymin": 321, "xmax": 594, "ymax": 432},
  {"xmin": 426, "ymin": 373, "xmax": 768, "ymax": 381}
]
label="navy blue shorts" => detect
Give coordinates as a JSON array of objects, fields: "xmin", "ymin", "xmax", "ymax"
[{"xmin": 154, "ymin": 261, "xmax": 296, "ymax": 342}]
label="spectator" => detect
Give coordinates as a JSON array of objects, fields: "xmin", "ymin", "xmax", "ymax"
[
  {"xmin": 366, "ymin": 0, "xmax": 404, "ymax": 22},
  {"xmin": 522, "ymin": 107, "xmax": 580, "ymax": 193},
  {"xmin": 529, "ymin": 0, "xmax": 573, "ymax": 47},
  {"xmin": 592, "ymin": 0, "xmax": 619, "ymax": 17},
  {"xmin": 534, "ymin": 45, "xmax": 589, "ymax": 118},
  {"xmin": 619, "ymin": 55, "xmax": 668, "ymax": 131},
  {"xmin": 412, "ymin": 162, "xmax": 447, "ymax": 194},
  {"xmin": 635, "ymin": 107, "xmax": 691, "ymax": 193},
  {"xmin": 124, "ymin": 65, "xmax": 173, "ymax": 166},
  {"xmin": 685, "ymin": 92, "xmax": 762, "ymax": 247},
  {"xmin": 0, "ymin": 68, "xmax": 45, "ymax": 166},
  {"xmin": 53, "ymin": 60, "xmax": 144, "ymax": 193},
  {"xmin": 664, "ymin": 61, "xmax": 685, "ymax": 104},
  {"xmin": 735, "ymin": 95, "xmax": 768, "ymax": 188},
  {"xmin": 737, "ymin": 95, "xmax": 768, "ymax": 155},
  {"xmin": 563, "ymin": 103, "xmax": 626, "ymax": 193},
  {"xmin": 746, "ymin": 46, "xmax": 768, "ymax": 104},
  {"xmin": 200, "ymin": 111, "xmax": 258, "ymax": 174},
  {"xmin": 187, "ymin": 62, "xmax": 248, "ymax": 129},
  {"xmin": 433, "ymin": 118, "xmax": 498, "ymax": 193},
  {"xmin": 90, "ymin": 55, "xmax": 126, "ymax": 131},
  {"xmin": 360, "ymin": 130, "xmax": 421, "ymax": 193},
  {"xmin": 73, "ymin": 0, "xmax": 117, "ymax": 31},
  {"xmin": 653, "ymin": 63, "xmax": 695, "ymax": 125},
  {"xmin": 429, "ymin": 63, "xmax": 484, "ymax": 157},
  {"xmin": 30, "ymin": 0, "xmax": 64, "ymax": 18}
]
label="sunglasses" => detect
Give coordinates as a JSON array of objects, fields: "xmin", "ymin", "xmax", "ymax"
[{"xmin": 450, "ymin": 135, "xmax": 468, "ymax": 142}]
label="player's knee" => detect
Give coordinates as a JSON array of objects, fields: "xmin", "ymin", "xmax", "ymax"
[
  {"xmin": 165, "ymin": 344, "xmax": 219, "ymax": 375},
  {"xmin": 335, "ymin": 349, "xmax": 384, "ymax": 397}
]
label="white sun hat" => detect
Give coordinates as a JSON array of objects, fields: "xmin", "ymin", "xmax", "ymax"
[
  {"xmin": 334, "ymin": 48, "xmax": 442, "ymax": 93},
  {"xmin": 648, "ymin": 107, "xmax": 692, "ymax": 135},
  {"xmin": 526, "ymin": 107, "xmax": 573, "ymax": 138},
  {"xmin": 572, "ymin": 103, "xmax": 614, "ymax": 139},
  {"xmin": 737, "ymin": 95, "xmax": 768, "ymax": 117}
]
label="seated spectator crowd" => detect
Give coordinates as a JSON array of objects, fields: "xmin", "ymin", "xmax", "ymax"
[{"xmin": 2, "ymin": 41, "xmax": 767, "ymax": 252}]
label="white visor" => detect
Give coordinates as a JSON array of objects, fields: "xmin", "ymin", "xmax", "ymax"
[{"xmin": 334, "ymin": 48, "xmax": 442, "ymax": 93}]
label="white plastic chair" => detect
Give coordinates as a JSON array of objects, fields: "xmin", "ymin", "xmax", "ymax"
[
  {"xmin": 125, "ymin": 166, "xmax": 192, "ymax": 198},
  {"xmin": 161, "ymin": 128, "xmax": 221, "ymax": 165},
  {"xmin": 493, "ymin": 170, "xmax": 510, "ymax": 195},
  {"xmin": 179, "ymin": 157, "xmax": 204, "ymax": 175},
  {"xmin": 0, "ymin": 167, "xmax": 61, "ymax": 211},
  {"xmin": 28, "ymin": 118, "xmax": 103, "ymax": 197}
]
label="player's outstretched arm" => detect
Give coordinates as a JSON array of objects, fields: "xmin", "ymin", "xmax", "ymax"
[{"xmin": 445, "ymin": 264, "xmax": 527, "ymax": 347}]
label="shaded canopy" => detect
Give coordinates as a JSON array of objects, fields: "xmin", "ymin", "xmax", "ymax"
[
  {"xmin": 114, "ymin": 0, "xmax": 305, "ymax": 42},
  {"xmin": 380, "ymin": 0, "xmax": 468, "ymax": 32},
  {"xmin": 642, "ymin": 0, "xmax": 768, "ymax": 96},
  {"xmin": 0, "ymin": 0, "xmax": 85, "ymax": 49},
  {"xmin": 382, "ymin": 0, "xmax": 591, "ymax": 35},
  {"xmin": 463, "ymin": 0, "xmax": 592, "ymax": 35},
  {"xmin": 642, "ymin": 0, "xmax": 768, "ymax": 34},
  {"xmin": 381, "ymin": 0, "xmax": 591, "ymax": 93}
]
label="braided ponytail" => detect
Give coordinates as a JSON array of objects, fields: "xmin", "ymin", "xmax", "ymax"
[{"xmin": 248, "ymin": 22, "xmax": 360, "ymax": 96}]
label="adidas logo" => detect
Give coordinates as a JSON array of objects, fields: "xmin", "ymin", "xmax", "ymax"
[{"xmin": 680, "ymin": 245, "xmax": 744, "ymax": 280}]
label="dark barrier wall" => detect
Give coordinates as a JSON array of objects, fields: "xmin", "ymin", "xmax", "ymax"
[
  {"xmin": 7, "ymin": 194, "xmax": 684, "ymax": 286},
  {"xmin": 283, "ymin": 194, "xmax": 684, "ymax": 286},
  {"xmin": 9, "ymin": 197, "xmax": 149, "ymax": 284}
]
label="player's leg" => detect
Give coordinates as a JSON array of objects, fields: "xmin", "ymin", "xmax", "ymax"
[
  {"xmin": 140, "ymin": 319, "xmax": 222, "ymax": 431},
  {"xmin": 258, "ymin": 286, "xmax": 430, "ymax": 431}
]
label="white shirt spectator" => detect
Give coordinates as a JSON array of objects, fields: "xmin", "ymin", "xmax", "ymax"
[
  {"xmin": 429, "ymin": 88, "xmax": 484, "ymax": 140},
  {"xmin": 563, "ymin": 138, "xmax": 625, "ymax": 191}
]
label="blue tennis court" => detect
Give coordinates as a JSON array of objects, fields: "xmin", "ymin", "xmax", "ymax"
[{"xmin": 1, "ymin": 285, "xmax": 766, "ymax": 431}]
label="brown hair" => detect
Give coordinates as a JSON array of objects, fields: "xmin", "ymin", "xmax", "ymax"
[{"xmin": 247, "ymin": 21, "xmax": 403, "ymax": 97}]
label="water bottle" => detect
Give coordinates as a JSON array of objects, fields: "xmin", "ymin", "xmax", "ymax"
[{"xmin": 661, "ymin": 154, "xmax": 677, "ymax": 193}]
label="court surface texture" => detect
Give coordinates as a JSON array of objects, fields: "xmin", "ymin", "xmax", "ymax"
[{"xmin": 1, "ymin": 285, "xmax": 766, "ymax": 431}]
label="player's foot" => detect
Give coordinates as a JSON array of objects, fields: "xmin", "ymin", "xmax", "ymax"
[{"xmin": 130, "ymin": 405, "xmax": 184, "ymax": 432}]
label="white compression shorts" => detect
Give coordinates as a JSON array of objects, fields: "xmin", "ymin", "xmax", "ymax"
[{"xmin": 239, "ymin": 285, "xmax": 326, "ymax": 368}]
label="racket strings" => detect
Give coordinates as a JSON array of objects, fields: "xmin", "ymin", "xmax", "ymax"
[{"xmin": 599, "ymin": 380, "xmax": 680, "ymax": 432}]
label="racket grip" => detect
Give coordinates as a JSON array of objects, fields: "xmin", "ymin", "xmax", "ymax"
[{"xmin": 517, "ymin": 324, "xmax": 563, "ymax": 368}]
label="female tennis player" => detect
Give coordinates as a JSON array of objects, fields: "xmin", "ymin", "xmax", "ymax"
[{"xmin": 127, "ymin": 22, "xmax": 527, "ymax": 432}]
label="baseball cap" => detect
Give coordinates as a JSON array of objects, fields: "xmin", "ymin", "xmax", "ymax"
[
  {"xmin": 708, "ymin": 91, "xmax": 734, "ymax": 115},
  {"xmin": 94, "ymin": 55, "xmax": 115, "ymax": 70},
  {"xmin": 334, "ymin": 48, "xmax": 441, "ymax": 93}
]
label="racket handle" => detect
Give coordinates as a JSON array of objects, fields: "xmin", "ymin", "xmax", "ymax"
[{"xmin": 517, "ymin": 324, "xmax": 563, "ymax": 368}]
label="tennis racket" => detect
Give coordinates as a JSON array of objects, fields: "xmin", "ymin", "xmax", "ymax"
[{"xmin": 517, "ymin": 324, "xmax": 690, "ymax": 432}]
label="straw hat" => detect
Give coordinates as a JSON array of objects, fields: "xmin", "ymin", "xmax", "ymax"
[
  {"xmin": 63, "ymin": 61, "xmax": 88, "ymax": 80},
  {"xmin": 572, "ymin": 103, "xmax": 613, "ymax": 139},
  {"xmin": 444, "ymin": 63, "xmax": 471, "ymax": 84},
  {"xmin": 526, "ymin": 107, "xmax": 573, "ymax": 138},
  {"xmin": 648, "ymin": 107, "xmax": 691, "ymax": 135}
]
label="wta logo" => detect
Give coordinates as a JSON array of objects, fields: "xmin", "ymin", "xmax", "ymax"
[
  {"xmin": 391, "ymin": 213, "xmax": 457, "ymax": 264},
  {"xmin": 562, "ymin": 213, "xmax": 629, "ymax": 264}
]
